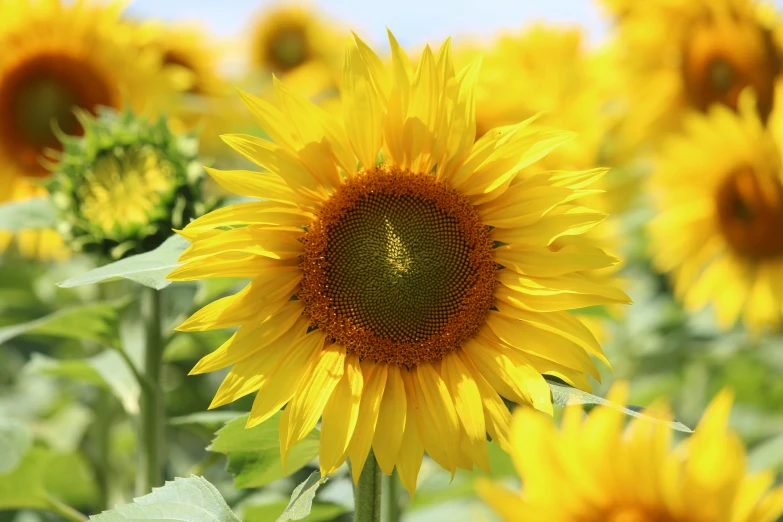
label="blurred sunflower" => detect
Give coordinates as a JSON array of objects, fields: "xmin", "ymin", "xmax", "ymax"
[
  {"xmin": 650, "ymin": 95, "xmax": 783, "ymax": 332},
  {"xmin": 169, "ymin": 31, "xmax": 629, "ymax": 494},
  {"xmin": 0, "ymin": 0, "xmax": 187, "ymax": 260},
  {"xmin": 247, "ymin": 4, "xmax": 342, "ymax": 102},
  {"xmin": 477, "ymin": 383, "xmax": 783, "ymax": 522},
  {"xmin": 603, "ymin": 0, "xmax": 779, "ymax": 147}
]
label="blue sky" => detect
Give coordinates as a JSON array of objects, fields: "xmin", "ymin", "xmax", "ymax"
[{"xmin": 126, "ymin": 0, "xmax": 611, "ymax": 48}]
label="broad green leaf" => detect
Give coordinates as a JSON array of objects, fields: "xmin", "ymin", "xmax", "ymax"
[
  {"xmin": 208, "ymin": 412, "xmax": 320, "ymax": 489},
  {"xmin": 44, "ymin": 453, "xmax": 100, "ymax": 508},
  {"xmin": 0, "ymin": 417, "xmax": 31, "ymax": 473},
  {"xmin": 90, "ymin": 476, "xmax": 240, "ymax": 522},
  {"xmin": 57, "ymin": 235, "xmax": 190, "ymax": 290},
  {"xmin": 245, "ymin": 501, "xmax": 346, "ymax": 522},
  {"xmin": 169, "ymin": 411, "xmax": 245, "ymax": 428},
  {"xmin": 548, "ymin": 380, "xmax": 693, "ymax": 433},
  {"xmin": 0, "ymin": 197, "xmax": 57, "ymax": 231},
  {"xmin": 0, "ymin": 301, "xmax": 122, "ymax": 346},
  {"xmin": 0, "ymin": 447, "xmax": 52, "ymax": 509},
  {"xmin": 26, "ymin": 352, "xmax": 141, "ymax": 415},
  {"xmin": 276, "ymin": 471, "xmax": 328, "ymax": 522}
]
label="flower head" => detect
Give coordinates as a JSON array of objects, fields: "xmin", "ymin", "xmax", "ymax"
[
  {"xmin": 170, "ymin": 31, "xmax": 628, "ymax": 495},
  {"xmin": 477, "ymin": 384, "xmax": 783, "ymax": 522},
  {"xmin": 49, "ymin": 108, "xmax": 209, "ymax": 259}
]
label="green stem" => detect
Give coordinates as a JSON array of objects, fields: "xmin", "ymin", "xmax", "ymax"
[
  {"xmin": 46, "ymin": 495, "xmax": 88, "ymax": 522},
  {"xmin": 354, "ymin": 451, "xmax": 382, "ymax": 522},
  {"xmin": 137, "ymin": 287, "xmax": 165, "ymax": 495},
  {"xmin": 381, "ymin": 471, "xmax": 402, "ymax": 522}
]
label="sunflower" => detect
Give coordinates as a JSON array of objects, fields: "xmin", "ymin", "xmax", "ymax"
[
  {"xmin": 477, "ymin": 383, "xmax": 783, "ymax": 522},
  {"xmin": 248, "ymin": 4, "xmax": 342, "ymax": 76},
  {"xmin": 0, "ymin": 0, "xmax": 186, "ymax": 260},
  {"xmin": 169, "ymin": 31, "xmax": 629, "ymax": 495},
  {"xmin": 650, "ymin": 95, "xmax": 783, "ymax": 332},
  {"xmin": 603, "ymin": 0, "xmax": 779, "ymax": 148},
  {"xmin": 49, "ymin": 107, "xmax": 209, "ymax": 260}
]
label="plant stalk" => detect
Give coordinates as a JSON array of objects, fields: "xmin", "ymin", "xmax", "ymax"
[
  {"xmin": 354, "ymin": 451, "xmax": 383, "ymax": 522},
  {"xmin": 137, "ymin": 287, "xmax": 164, "ymax": 495},
  {"xmin": 381, "ymin": 470, "xmax": 402, "ymax": 522},
  {"xmin": 46, "ymin": 495, "xmax": 88, "ymax": 522}
]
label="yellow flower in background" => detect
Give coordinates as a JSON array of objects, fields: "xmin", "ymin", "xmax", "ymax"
[
  {"xmin": 477, "ymin": 383, "xmax": 783, "ymax": 522},
  {"xmin": 603, "ymin": 0, "xmax": 779, "ymax": 149},
  {"xmin": 169, "ymin": 31, "xmax": 629, "ymax": 495},
  {"xmin": 0, "ymin": 0, "xmax": 187, "ymax": 260},
  {"xmin": 650, "ymin": 96, "xmax": 783, "ymax": 332}
]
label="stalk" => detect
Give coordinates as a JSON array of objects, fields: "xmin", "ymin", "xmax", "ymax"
[{"xmin": 353, "ymin": 451, "xmax": 383, "ymax": 522}]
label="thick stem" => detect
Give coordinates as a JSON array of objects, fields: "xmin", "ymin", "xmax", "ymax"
[
  {"xmin": 354, "ymin": 451, "xmax": 382, "ymax": 522},
  {"xmin": 381, "ymin": 471, "xmax": 402, "ymax": 522},
  {"xmin": 137, "ymin": 287, "xmax": 164, "ymax": 495}
]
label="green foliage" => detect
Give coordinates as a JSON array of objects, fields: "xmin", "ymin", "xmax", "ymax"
[
  {"xmin": 89, "ymin": 476, "xmax": 239, "ymax": 522},
  {"xmin": 208, "ymin": 412, "xmax": 321, "ymax": 489},
  {"xmin": 0, "ymin": 417, "xmax": 31, "ymax": 473},
  {"xmin": 0, "ymin": 197, "xmax": 58, "ymax": 231},
  {"xmin": 244, "ymin": 501, "xmax": 346, "ymax": 522},
  {"xmin": 57, "ymin": 235, "xmax": 190, "ymax": 290},
  {"xmin": 548, "ymin": 380, "xmax": 693, "ymax": 433},
  {"xmin": 274, "ymin": 471, "xmax": 329, "ymax": 522}
]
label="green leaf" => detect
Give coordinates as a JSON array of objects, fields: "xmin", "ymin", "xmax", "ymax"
[
  {"xmin": 208, "ymin": 412, "xmax": 320, "ymax": 489},
  {"xmin": 90, "ymin": 476, "xmax": 240, "ymax": 522},
  {"xmin": 26, "ymin": 352, "xmax": 141, "ymax": 415},
  {"xmin": 0, "ymin": 417, "xmax": 31, "ymax": 473},
  {"xmin": 275, "ymin": 471, "xmax": 328, "ymax": 522},
  {"xmin": 44, "ymin": 453, "xmax": 100, "ymax": 508},
  {"xmin": 245, "ymin": 501, "xmax": 346, "ymax": 522},
  {"xmin": 0, "ymin": 197, "xmax": 58, "ymax": 231},
  {"xmin": 57, "ymin": 235, "xmax": 190, "ymax": 290},
  {"xmin": 169, "ymin": 411, "xmax": 245, "ymax": 428},
  {"xmin": 0, "ymin": 301, "xmax": 122, "ymax": 346},
  {"xmin": 0, "ymin": 447, "xmax": 52, "ymax": 509},
  {"xmin": 548, "ymin": 380, "xmax": 693, "ymax": 433}
]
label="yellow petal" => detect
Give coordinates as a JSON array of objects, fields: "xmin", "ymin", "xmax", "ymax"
[
  {"xmin": 221, "ymin": 134, "xmax": 327, "ymax": 202},
  {"xmin": 397, "ymin": 368, "xmax": 425, "ymax": 497},
  {"xmin": 177, "ymin": 266, "xmax": 301, "ymax": 332},
  {"xmin": 189, "ymin": 301, "xmax": 305, "ymax": 374},
  {"xmin": 497, "ymin": 270, "xmax": 631, "ymax": 311},
  {"xmin": 343, "ymin": 38, "xmax": 383, "ymax": 170},
  {"xmin": 282, "ymin": 344, "xmax": 346, "ymax": 468},
  {"xmin": 208, "ymin": 316, "xmax": 309, "ymax": 408},
  {"xmin": 246, "ymin": 329, "xmax": 326, "ymax": 429},
  {"xmin": 491, "ymin": 205, "xmax": 607, "ymax": 246},
  {"xmin": 413, "ymin": 363, "xmax": 461, "ymax": 475},
  {"xmin": 167, "ymin": 253, "xmax": 292, "ymax": 281},
  {"xmin": 203, "ymin": 167, "xmax": 306, "ymax": 207},
  {"xmin": 372, "ymin": 364, "xmax": 407, "ymax": 476},
  {"xmin": 441, "ymin": 352, "xmax": 486, "ymax": 444},
  {"xmin": 485, "ymin": 312, "xmax": 600, "ymax": 380},
  {"xmin": 320, "ymin": 353, "xmax": 363, "ymax": 475},
  {"xmin": 494, "ymin": 244, "xmax": 619, "ymax": 278},
  {"xmin": 183, "ymin": 202, "xmax": 312, "ymax": 232},
  {"xmin": 402, "ymin": 45, "xmax": 440, "ymax": 174},
  {"xmin": 475, "ymin": 478, "xmax": 527, "ymax": 521},
  {"xmin": 347, "ymin": 362, "xmax": 388, "ymax": 483},
  {"xmin": 178, "ymin": 226, "xmax": 303, "ymax": 262}
]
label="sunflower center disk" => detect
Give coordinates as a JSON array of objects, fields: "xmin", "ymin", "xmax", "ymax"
[
  {"xmin": 300, "ymin": 166, "xmax": 497, "ymax": 366},
  {"xmin": 715, "ymin": 166, "xmax": 783, "ymax": 259},
  {"xmin": 682, "ymin": 19, "xmax": 777, "ymax": 121},
  {"xmin": 0, "ymin": 54, "xmax": 114, "ymax": 176},
  {"xmin": 269, "ymin": 27, "xmax": 309, "ymax": 71}
]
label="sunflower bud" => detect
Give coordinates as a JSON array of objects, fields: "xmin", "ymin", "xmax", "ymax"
[{"xmin": 48, "ymin": 107, "xmax": 210, "ymax": 260}]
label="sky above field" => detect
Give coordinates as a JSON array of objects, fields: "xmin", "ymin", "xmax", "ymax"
[{"xmin": 126, "ymin": 0, "xmax": 612, "ymax": 48}]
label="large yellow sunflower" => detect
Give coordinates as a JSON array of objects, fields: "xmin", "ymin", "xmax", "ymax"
[
  {"xmin": 603, "ymin": 0, "xmax": 779, "ymax": 148},
  {"xmin": 169, "ymin": 31, "xmax": 629, "ymax": 495},
  {"xmin": 650, "ymin": 96, "xmax": 783, "ymax": 332},
  {"xmin": 0, "ymin": 0, "xmax": 185, "ymax": 260},
  {"xmin": 477, "ymin": 383, "xmax": 783, "ymax": 522}
]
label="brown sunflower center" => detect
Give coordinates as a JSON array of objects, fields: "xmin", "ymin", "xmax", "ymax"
[
  {"xmin": 0, "ymin": 53, "xmax": 114, "ymax": 177},
  {"xmin": 267, "ymin": 26, "xmax": 310, "ymax": 72},
  {"xmin": 682, "ymin": 16, "xmax": 777, "ymax": 122},
  {"xmin": 715, "ymin": 165, "xmax": 783, "ymax": 259},
  {"xmin": 299, "ymin": 165, "xmax": 497, "ymax": 366}
]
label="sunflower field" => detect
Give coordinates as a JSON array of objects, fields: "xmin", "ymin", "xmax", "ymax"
[{"xmin": 2, "ymin": 0, "xmax": 783, "ymax": 521}]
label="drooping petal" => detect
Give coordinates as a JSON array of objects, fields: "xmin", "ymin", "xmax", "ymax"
[
  {"xmin": 320, "ymin": 353, "xmax": 363, "ymax": 475},
  {"xmin": 412, "ymin": 363, "xmax": 461, "ymax": 475},
  {"xmin": 372, "ymin": 364, "xmax": 407, "ymax": 475},
  {"xmin": 397, "ymin": 368, "xmax": 425, "ymax": 497},
  {"xmin": 347, "ymin": 362, "xmax": 388, "ymax": 483}
]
